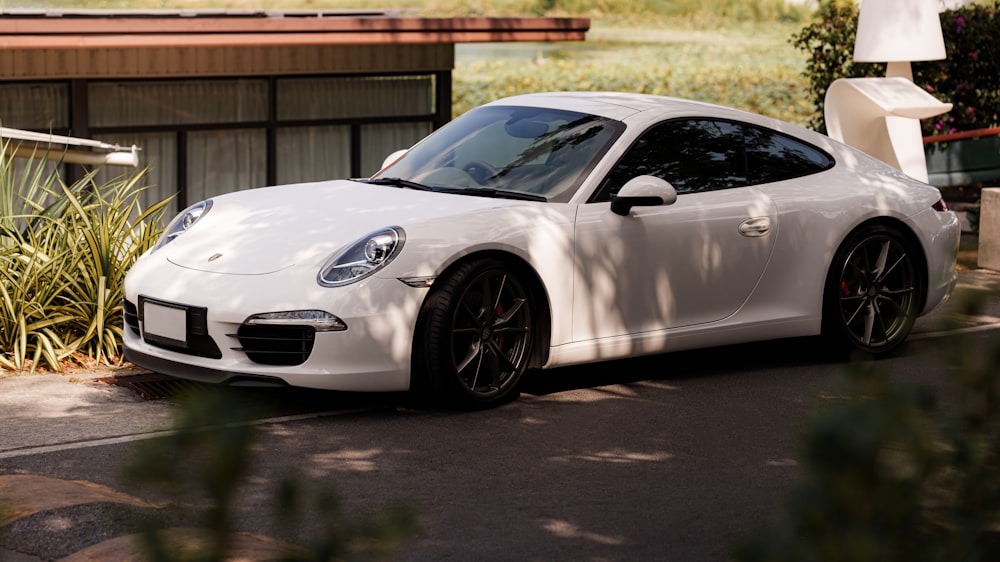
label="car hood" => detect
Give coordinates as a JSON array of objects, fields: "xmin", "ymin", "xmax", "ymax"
[{"xmin": 164, "ymin": 180, "xmax": 524, "ymax": 275}]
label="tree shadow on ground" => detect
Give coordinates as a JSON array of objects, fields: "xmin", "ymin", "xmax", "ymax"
[{"xmin": 519, "ymin": 335, "xmax": 845, "ymax": 397}]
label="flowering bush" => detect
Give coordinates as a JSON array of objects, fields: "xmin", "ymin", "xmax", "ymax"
[
  {"xmin": 791, "ymin": 0, "xmax": 1000, "ymax": 136},
  {"xmin": 919, "ymin": 2, "xmax": 1000, "ymax": 136}
]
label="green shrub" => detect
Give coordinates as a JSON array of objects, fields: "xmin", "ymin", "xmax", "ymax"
[
  {"xmin": 918, "ymin": 1, "xmax": 1000, "ymax": 136},
  {"xmin": 0, "ymin": 142, "xmax": 169, "ymax": 371},
  {"xmin": 791, "ymin": 0, "xmax": 1000, "ymax": 135}
]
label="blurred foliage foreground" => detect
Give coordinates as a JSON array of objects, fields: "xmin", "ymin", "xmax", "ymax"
[
  {"xmin": 0, "ymin": 144, "xmax": 167, "ymax": 372},
  {"xmin": 123, "ymin": 390, "xmax": 419, "ymax": 562},
  {"xmin": 734, "ymin": 287, "xmax": 1000, "ymax": 562}
]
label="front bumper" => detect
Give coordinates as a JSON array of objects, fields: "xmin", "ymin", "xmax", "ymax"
[{"xmin": 123, "ymin": 259, "xmax": 426, "ymax": 392}]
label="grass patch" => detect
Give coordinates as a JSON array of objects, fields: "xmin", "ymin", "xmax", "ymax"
[
  {"xmin": 456, "ymin": 20, "xmax": 812, "ymax": 126},
  {"xmin": 37, "ymin": 0, "xmax": 811, "ymax": 22}
]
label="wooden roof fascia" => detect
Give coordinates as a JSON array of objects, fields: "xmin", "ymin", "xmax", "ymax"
[
  {"xmin": 0, "ymin": 29, "xmax": 588, "ymax": 49},
  {"xmin": 0, "ymin": 16, "xmax": 590, "ymax": 38}
]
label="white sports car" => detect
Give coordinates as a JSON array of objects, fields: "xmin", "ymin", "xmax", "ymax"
[{"xmin": 123, "ymin": 92, "xmax": 960, "ymax": 408}]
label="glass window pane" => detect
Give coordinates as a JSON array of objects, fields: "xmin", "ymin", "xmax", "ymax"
[
  {"xmin": 93, "ymin": 132, "xmax": 178, "ymax": 217},
  {"xmin": 0, "ymin": 82, "xmax": 68, "ymax": 129},
  {"xmin": 276, "ymin": 125, "xmax": 351, "ymax": 184},
  {"xmin": 90, "ymin": 80, "xmax": 267, "ymax": 127},
  {"xmin": 603, "ymin": 119, "xmax": 746, "ymax": 197},
  {"xmin": 277, "ymin": 76, "xmax": 434, "ymax": 121},
  {"xmin": 377, "ymin": 106, "xmax": 624, "ymax": 202},
  {"xmin": 187, "ymin": 129, "xmax": 266, "ymax": 204},
  {"xmin": 360, "ymin": 122, "xmax": 433, "ymax": 177},
  {"xmin": 746, "ymin": 125, "xmax": 834, "ymax": 185}
]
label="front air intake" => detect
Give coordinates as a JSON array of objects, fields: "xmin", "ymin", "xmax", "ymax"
[
  {"xmin": 231, "ymin": 324, "xmax": 316, "ymax": 366},
  {"xmin": 123, "ymin": 300, "xmax": 140, "ymax": 336}
]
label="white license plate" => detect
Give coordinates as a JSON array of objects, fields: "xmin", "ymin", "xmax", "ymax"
[{"xmin": 143, "ymin": 301, "xmax": 188, "ymax": 345}]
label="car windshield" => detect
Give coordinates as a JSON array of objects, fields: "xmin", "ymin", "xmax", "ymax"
[{"xmin": 372, "ymin": 105, "xmax": 625, "ymax": 202}]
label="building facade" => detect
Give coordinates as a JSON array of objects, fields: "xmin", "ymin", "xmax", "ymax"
[{"xmin": 0, "ymin": 9, "xmax": 588, "ymax": 212}]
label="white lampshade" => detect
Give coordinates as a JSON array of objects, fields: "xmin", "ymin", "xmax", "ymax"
[{"xmin": 854, "ymin": 0, "xmax": 946, "ymax": 62}]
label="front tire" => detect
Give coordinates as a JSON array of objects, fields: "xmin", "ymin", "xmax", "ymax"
[
  {"xmin": 414, "ymin": 258, "xmax": 534, "ymax": 409},
  {"xmin": 823, "ymin": 225, "xmax": 924, "ymax": 356}
]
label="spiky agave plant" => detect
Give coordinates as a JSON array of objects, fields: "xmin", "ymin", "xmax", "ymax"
[
  {"xmin": 0, "ymin": 138, "xmax": 170, "ymax": 370},
  {"xmin": 0, "ymin": 234, "xmax": 77, "ymax": 371},
  {"xmin": 0, "ymin": 142, "xmax": 76, "ymax": 371},
  {"xmin": 0, "ymin": 141, "xmax": 61, "ymax": 234},
  {"xmin": 55, "ymin": 171, "xmax": 170, "ymax": 365}
]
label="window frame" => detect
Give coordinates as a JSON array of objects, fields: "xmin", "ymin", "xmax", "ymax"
[
  {"xmin": 589, "ymin": 117, "xmax": 835, "ymax": 203},
  {"xmin": 743, "ymin": 122, "xmax": 835, "ymax": 186},
  {"xmin": 0, "ymin": 71, "xmax": 448, "ymax": 214}
]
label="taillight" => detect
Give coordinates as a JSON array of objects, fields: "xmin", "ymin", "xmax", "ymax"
[{"xmin": 932, "ymin": 197, "xmax": 948, "ymax": 212}]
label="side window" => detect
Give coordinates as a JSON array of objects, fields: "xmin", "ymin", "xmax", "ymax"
[
  {"xmin": 594, "ymin": 119, "xmax": 746, "ymax": 202},
  {"xmin": 745, "ymin": 125, "xmax": 834, "ymax": 185}
]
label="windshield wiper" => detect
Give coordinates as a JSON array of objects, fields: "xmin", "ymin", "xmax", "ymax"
[
  {"xmin": 360, "ymin": 178, "xmax": 545, "ymax": 202},
  {"xmin": 358, "ymin": 177, "xmax": 434, "ymax": 191},
  {"xmin": 434, "ymin": 187, "xmax": 547, "ymax": 202}
]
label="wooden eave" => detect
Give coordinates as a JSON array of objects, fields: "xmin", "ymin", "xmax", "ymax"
[{"xmin": 0, "ymin": 15, "xmax": 590, "ymax": 49}]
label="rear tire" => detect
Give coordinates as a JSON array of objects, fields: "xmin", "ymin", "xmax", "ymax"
[
  {"xmin": 413, "ymin": 258, "xmax": 534, "ymax": 409},
  {"xmin": 823, "ymin": 225, "xmax": 923, "ymax": 356}
]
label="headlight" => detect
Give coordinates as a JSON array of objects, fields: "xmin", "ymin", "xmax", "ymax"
[
  {"xmin": 153, "ymin": 200, "xmax": 213, "ymax": 252},
  {"xmin": 318, "ymin": 227, "xmax": 405, "ymax": 287}
]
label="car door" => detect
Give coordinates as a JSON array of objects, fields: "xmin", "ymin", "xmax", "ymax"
[{"xmin": 572, "ymin": 118, "xmax": 778, "ymax": 341}]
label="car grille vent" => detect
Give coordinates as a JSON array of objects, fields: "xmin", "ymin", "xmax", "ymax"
[
  {"xmin": 123, "ymin": 300, "xmax": 140, "ymax": 336},
  {"xmin": 231, "ymin": 325, "xmax": 316, "ymax": 366},
  {"xmin": 103, "ymin": 372, "xmax": 210, "ymax": 401}
]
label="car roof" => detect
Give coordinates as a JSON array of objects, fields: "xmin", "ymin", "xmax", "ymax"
[
  {"xmin": 485, "ymin": 91, "xmax": 749, "ymax": 121},
  {"xmin": 481, "ymin": 91, "xmax": 845, "ymax": 163}
]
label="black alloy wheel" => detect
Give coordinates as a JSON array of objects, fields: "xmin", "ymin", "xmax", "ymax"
[
  {"xmin": 825, "ymin": 225, "xmax": 923, "ymax": 355},
  {"xmin": 416, "ymin": 258, "xmax": 534, "ymax": 408}
]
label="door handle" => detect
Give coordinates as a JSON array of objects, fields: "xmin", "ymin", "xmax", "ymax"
[{"xmin": 739, "ymin": 217, "xmax": 771, "ymax": 237}]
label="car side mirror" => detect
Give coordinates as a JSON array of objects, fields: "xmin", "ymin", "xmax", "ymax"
[
  {"xmin": 378, "ymin": 149, "xmax": 409, "ymax": 174},
  {"xmin": 610, "ymin": 175, "xmax": 678, "ymax": 216}
]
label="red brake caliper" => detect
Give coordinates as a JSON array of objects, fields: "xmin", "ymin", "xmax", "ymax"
[{"xmin": 495, "ymin": 303, "xmax": 505, "ymax": 349}]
